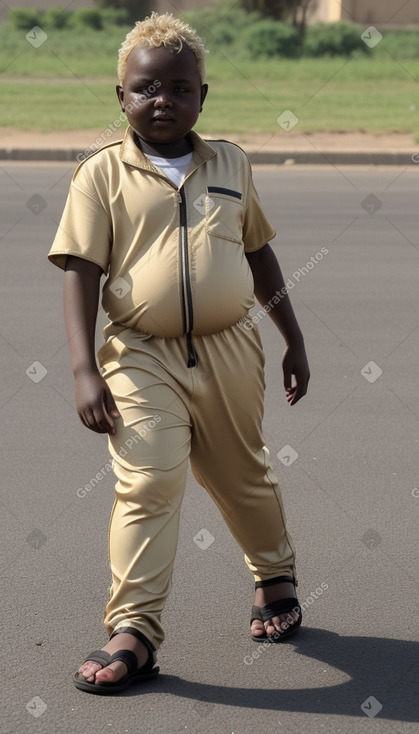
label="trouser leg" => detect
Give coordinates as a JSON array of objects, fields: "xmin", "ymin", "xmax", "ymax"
[
  {"xmin": 98, "ymin": 333, "xmax": 192, "ymax": 651},
  {"xmin": 189, "ymin": 321, "xmax": 297, "ymax": 583}
]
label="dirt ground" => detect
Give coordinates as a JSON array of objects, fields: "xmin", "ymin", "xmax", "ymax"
[{"xmin": 2, "ymin": 127, "xmax": 419, "ymax": 153}]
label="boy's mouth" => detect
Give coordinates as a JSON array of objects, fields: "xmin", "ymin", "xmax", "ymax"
[{"xmin": 152, "ymin": 114, "xmax": 174, "ymax": 123}]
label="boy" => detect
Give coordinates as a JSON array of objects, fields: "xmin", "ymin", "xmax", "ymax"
[{"xmin": 48, "ymin": 13, "xmax": 310, "ymax": 694}]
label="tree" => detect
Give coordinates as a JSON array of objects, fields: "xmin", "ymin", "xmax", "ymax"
[
  {"xmin": 240, "ymin": 0, "xmax": 315, "ymax": 36},
  {"xmin": 94, "ymin": 0, "xmax": 153, "ymax": 25}
]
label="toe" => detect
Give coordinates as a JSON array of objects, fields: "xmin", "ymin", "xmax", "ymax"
[
  {"xmin": 251, "ymin": 620, "xmax": 266, "ymax": 637},
  {"xmin": 79, "ymin": 661, "xmax": 99, "ymax": 673},
  {"xmin": 95, "ymin": 661, "xmax": 127, "ymax": 684},
  {"xmin": 271, "ymin": 611, "xmax": 299, "ymax": 634},
  {"xmin": 265, "ymin": 620, "xmax": 277, "ymax": 636},
  {"xmin": 78, "ymin": 662, "xmax": 102, "ymax": 682},
  {"xmin": 283, "ymin": 610, "xmax": 299, "ymax": 626},
  {"xmin": 270, "ymin": 617, "xmax": 282, "ymax": 633}
]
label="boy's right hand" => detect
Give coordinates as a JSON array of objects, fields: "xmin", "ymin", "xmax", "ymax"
[{"xmin": 74, "ymin": 370, "xmax": 120, "ymax": 435}]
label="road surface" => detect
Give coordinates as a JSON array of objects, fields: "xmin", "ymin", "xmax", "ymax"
[{"xmin": 1, "ymin": 163, "xmax": 418, "ymax": 734}]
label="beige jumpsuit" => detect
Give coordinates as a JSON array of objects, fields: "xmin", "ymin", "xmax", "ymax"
[{"xmin": 49, "ymin": 127, "xmax": 297, "ymax": 653}]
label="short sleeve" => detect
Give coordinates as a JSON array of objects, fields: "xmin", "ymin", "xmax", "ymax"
[
  {"xmin": 48, "ymin": 165, "xmax": 112, "ymax": 273},
  {"xmin": 242, "ymin": 161, "xmax": 276, "ymax": 253}
]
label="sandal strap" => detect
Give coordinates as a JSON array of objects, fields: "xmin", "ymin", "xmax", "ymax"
[
  {"xmin": 110, "ymin": 626, "xmax": 156, "ymax": 664},
  {"xmin": 250, "ymin": 605, "xmax": 263, "ymax": 625},
  {"xmin": 82, "ymin": 650, "xmax": 111, "ymax": 668},
  {"xmin": 255, "ymin": 575, "xmax": 295, "ymax": 589},
  {"xmin": 108, "ymin": 649, "xmax": 138, "ymax": 676},
  {"xmin": 257, "ymin": 598, "xmax": 301, "ymax": 622}
]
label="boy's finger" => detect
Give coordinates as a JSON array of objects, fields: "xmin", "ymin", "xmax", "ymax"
[
  {"xmin": 81, "ymin": 408, "xmax": 108, "ymax": 433},
  {"xmin": 100, "ymin": 398, "xmax": 117, "ymax": 433},
  {"xmin": 289, "ymin": 391, "xmax": 301, "ymax": 405},
  {"xmin": 283, "ymin": 366, "xmax": 292, "ymax": 392},
  {"xmin": 286, "ymin": 387, "xmax": 297, "ymax": 404},
  {"xmin": 103, "ymin": 393, "xmax": 122, "ymax": 434},
  {"xmin": 91, "ymin": 406, "xmax": 112, "ymax": 432},
  {"xmin": 289, "ymin": 373, "xmax": 309, "ymax": 405},
  {"xmin": 105, "ymin": 390, "xmax": 121, "ymax": 418}
]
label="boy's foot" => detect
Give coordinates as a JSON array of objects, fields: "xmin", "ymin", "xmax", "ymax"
[
  {"xmin": 251, "ymin": 580, "xmax": 300, "ymax": 638},
  {"xmin": 77, "ymin": 633, "xmax": 150, "ymax": 684}
]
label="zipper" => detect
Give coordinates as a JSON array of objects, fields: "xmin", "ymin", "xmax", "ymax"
[{"xmin": 177, "ymin": 188, "xmax": 198, "ymax": 367}]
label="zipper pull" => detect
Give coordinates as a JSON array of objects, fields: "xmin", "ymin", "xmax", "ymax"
[
  {"xmin": 175, "ymin": 191, "xmax": 182, "ymax": 204},
  {"xmin": 186, "ymin": 332, "xmax": 198, "ymax": 367}
]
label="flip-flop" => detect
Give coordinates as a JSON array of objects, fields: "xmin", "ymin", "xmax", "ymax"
[{"xmin": 73, "ymin": 648, "xmax": 159, "ymax": 694}]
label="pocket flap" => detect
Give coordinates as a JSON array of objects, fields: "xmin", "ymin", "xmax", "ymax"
[{"xmin": 207, "ymin": 186, "xmax": 242, "ymax": 200}]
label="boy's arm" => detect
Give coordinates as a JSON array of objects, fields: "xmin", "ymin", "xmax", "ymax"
[
  {"xmin": 63, "ymin": 256, "xmax": 120, "ymax": 433},
  {"xmin": 245, "ymin": 243, "xmax": 310, "ymax": 405}
]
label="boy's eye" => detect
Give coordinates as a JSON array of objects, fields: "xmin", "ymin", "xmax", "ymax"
[{"xmin": 132, "ymin": 85, "xmax": 189, "ymax": 96}]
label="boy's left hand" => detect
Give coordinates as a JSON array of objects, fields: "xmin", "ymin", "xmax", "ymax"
[{"xmin": 282, "ymin": 341, "xmax": 310, "ymax": 405}]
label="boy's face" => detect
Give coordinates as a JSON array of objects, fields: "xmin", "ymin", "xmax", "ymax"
[{"xmin": 116, "ymin": 45, "xmax": 208, "ymax": 147}]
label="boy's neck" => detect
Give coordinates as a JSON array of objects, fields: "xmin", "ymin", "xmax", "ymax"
[{"xmin": 135, "ymin": 132, "xmax": 193, "ymax": 159}]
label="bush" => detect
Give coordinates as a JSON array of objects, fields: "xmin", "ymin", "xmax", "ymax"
[
  {"xmin": 95, "ymin": 0, "xmax": 153, "ymax": 25},
  {"xmin": 43, "ymin": 8, "xmax": 71, "ymax": 29},
  {"xmin": 244, "ymin": 20, "xmax": 302, "ymax": 58},
  {"xmin": 181, "ymin": 4, "xmax": 263, "ymax": 48},
  {"xmin": 99, "ymin": 8, "xmax": 129, "ymax": 26},
  {"xmin": 10, "ymin": 8, "xmax": 42, "ymax": 30},
  {"xmin": 209, "ymin": 21, "xmax": 236, "ymax": 47},
  {"xmin": 11, "ymin": 7, "xmax": 130, "ymax": 32},
  {"xmin": 70, "ymin": 8, "xmax": 103, "ymax": 30},
  {"xmin": 304, "ymin": 22, "xmax": 369, "ymax": 57},
  {"xmin": 377, "ymin": 29, "xmax": 419, "ymax": 59}
]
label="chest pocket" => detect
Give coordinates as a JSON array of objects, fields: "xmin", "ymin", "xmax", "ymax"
[{"xmin": 204, "ymin": 186, "xmax": 244, "ymax": 244}]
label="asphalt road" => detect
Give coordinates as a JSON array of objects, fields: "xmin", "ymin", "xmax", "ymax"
[{"xmin": 1, "ymin": 163, "xmax": 418, "ymax": 734}]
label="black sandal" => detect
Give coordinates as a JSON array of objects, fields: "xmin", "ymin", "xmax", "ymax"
[
  {"xmin": 250, "ymin": 575, "xmax": 302, "ymax": 643},
  {"xmin": 73, "ymin": 629, "xmax": 159, "ymax": 694}
]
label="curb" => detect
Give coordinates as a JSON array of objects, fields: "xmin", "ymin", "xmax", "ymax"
[
  {"xmin": 247, "ymin": 151, "xmax": 418, "ymax": 166},
  {"xmin": 0, "ymin": 149, "xmax": 417, "ymax": 166}
]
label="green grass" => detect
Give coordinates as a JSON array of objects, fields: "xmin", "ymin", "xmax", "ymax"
[
  {"xmin": 0, "ymin": 23, "xmax": 418, "ymax": 135},
  {"xmin": 0, "ymin": 25, "xmax": 123, "ymax": 77}
]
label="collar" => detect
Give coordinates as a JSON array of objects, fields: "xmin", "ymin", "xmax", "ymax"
[{"xmin": 120, "ymin": 126, "xmax": 217, "ymax": 174}]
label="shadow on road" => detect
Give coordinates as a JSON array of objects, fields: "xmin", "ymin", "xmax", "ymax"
[{"xmin": 121, "ymin": 628, "xmax": 418, "ymax": 722}]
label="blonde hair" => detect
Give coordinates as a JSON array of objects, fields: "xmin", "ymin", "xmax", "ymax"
[{"xmin": 118, "ymin": 12, "xmax": 208, "ymax": 85}]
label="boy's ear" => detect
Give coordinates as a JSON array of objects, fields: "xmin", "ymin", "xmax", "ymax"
[
  {"xmin": 200, "ymin": 83, "xmax": 208, "ymax": 113},
  {"xmin": 116, "ymin": 84, "xmax": 124, "ymax": 111}
]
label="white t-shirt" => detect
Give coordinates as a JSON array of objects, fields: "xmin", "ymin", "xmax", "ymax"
[{"xmin": 145, "ymin": 152, "xmax": 193, "ymax": 188}]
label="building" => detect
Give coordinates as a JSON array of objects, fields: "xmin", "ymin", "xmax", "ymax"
[
  {"xmin": 2, "ymin": 0, "xmax": 419, "ymax": 25},
  {"xmin": 1, "ymin": 0, "xmax": 211, "ymax": 24},
  {"xmin": 306, "ymin": 0, "xmax": 419, "ymax": 26},
  {"xmin": 156, "ymin": 0, "xmax": 419, "ymax": 25}
]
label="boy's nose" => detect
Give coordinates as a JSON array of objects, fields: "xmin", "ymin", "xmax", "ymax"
[{"xmin": 154, "ymin": 94, "xmax": 173, "ymax": 108}]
